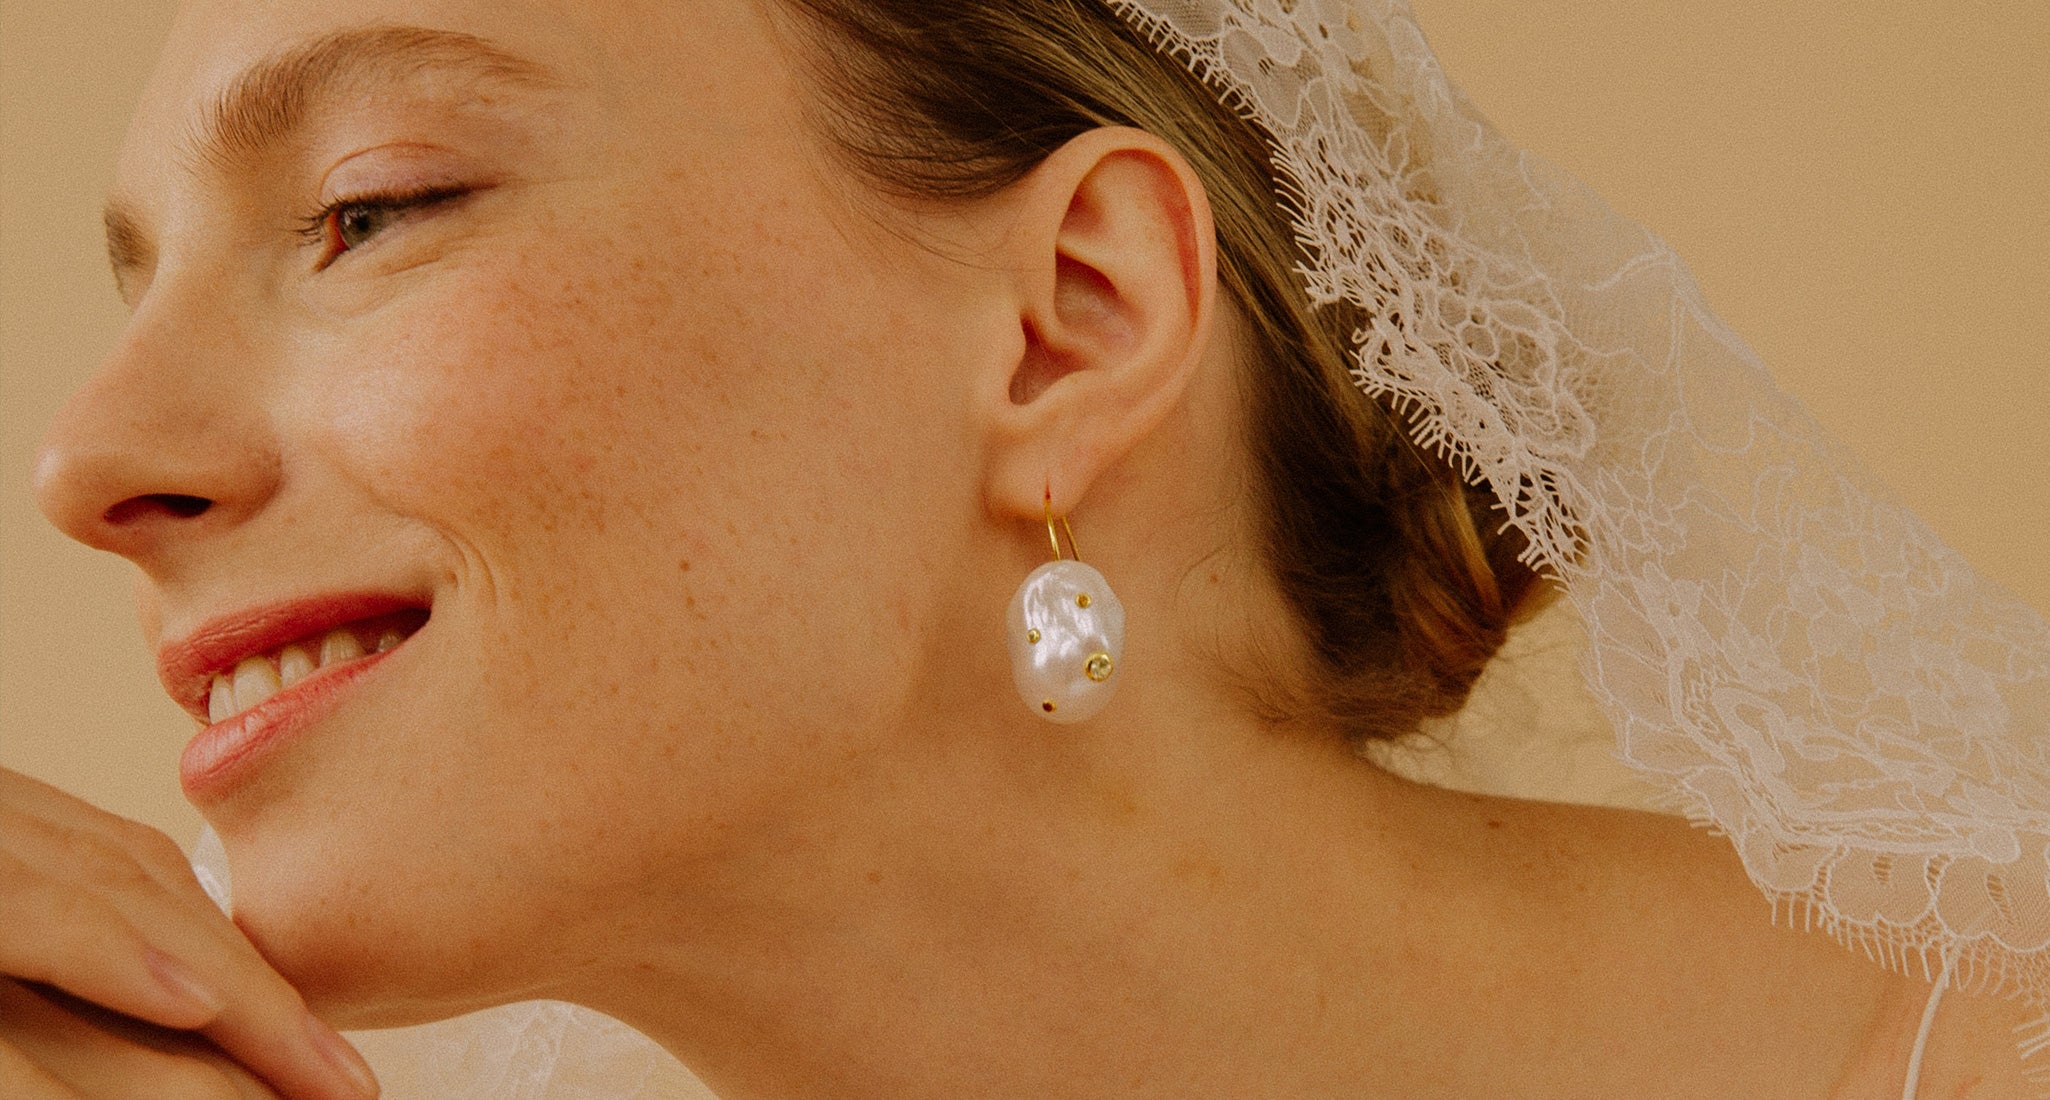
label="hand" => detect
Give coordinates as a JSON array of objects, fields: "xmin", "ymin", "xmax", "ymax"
[
  {"xmin": 0, "ymin": 768, "xmax": 378, "ymax": 1099},
  {"xmin": 0, "ymin": 977, "xmax": 281, "ymax": 1098}
]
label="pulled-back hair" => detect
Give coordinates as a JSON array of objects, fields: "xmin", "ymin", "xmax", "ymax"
[{"xmin": 773, "ymin": 0, "xmax": 1550, "ymax": 743}]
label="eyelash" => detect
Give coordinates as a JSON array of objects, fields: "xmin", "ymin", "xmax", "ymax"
[{"xmin": 295, "ymin": 184, "xmax": 470, "ymax": 268}]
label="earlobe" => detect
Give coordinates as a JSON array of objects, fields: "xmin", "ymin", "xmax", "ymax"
[{"xmin": 982, "ymin": 127, "xmax": 1217, "ymax": 521}]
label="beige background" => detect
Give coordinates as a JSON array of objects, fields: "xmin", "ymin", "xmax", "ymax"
[{"xmin": 3, "ymin": 1, "xmax": 2046, "ymax": 850}]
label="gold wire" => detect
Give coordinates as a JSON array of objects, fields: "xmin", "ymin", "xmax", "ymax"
[{"xmin": 1043, "ymin": 498, "xmax": 1082, "ymax": 562}]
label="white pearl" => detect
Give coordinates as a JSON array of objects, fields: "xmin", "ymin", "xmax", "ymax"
[{"xmin": 1006, "ymin": 560, "xmax": 1125, "ymax": 723}]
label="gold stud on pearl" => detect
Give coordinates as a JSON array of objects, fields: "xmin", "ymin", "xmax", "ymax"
[{"xmin": 1007, "ymin": 497, "xmax": 1125, "ymax": 724}]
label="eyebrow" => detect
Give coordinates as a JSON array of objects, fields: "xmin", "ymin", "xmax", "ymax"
[{"xmin": 103, "ymin": 25, "xmax": 561, "ymax": 286}]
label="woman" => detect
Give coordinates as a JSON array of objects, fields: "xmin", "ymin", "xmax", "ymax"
[{"xmin": 4, "ymin": 0, "xmax": 2044, "ymax": 1097}]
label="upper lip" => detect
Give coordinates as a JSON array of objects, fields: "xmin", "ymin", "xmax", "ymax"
[{"xmin": 157, "ymin": 591, "xmax": 431, "ymax": 722}]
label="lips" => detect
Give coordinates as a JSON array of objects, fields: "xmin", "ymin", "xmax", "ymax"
[{"xmin": 157, "ymin": 591, "xmax": 432, "ymax": 723}]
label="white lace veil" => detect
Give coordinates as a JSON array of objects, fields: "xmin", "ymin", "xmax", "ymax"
[{"xmin": 192, "ymin": 0, "xmax": 2050, "ymax": 1090}]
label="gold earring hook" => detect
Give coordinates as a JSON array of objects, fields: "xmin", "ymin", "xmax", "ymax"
[{"xmin": 1044, "ymin": 491, "xmax": 1080, "ymax": 562}]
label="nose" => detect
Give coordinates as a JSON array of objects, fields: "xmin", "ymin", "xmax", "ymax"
[{"xmin": 33, "ymin": 299, "xmax": 280, "ymax": 568}]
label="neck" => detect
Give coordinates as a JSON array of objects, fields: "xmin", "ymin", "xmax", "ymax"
[
  {"xmin": 546, "ymin": 668, "xmax": 1898, "ymax": 1100},
  {"xmin": 569, "ymin": 678, "xmax": 1528, "ymax": 1099}
]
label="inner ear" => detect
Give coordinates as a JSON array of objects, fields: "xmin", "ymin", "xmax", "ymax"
[
  {"xmin": 1009, "ymin": 256, "xmax": 1126, "ymax": 406},
  {"xmin": 1009, "ymin": 318, "xmax": 1060, "ymax": 405}
]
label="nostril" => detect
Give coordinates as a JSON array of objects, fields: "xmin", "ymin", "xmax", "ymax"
[{"xmin": 104, "ymin": 493, "xmax": 213, "ymax": 525}]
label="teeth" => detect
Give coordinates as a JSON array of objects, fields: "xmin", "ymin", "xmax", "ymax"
[
  {"xmin": 319, "ymin": 629, "xmax": 364, "ymax": 666},
  {"xmin": 278, "ymin": 644, "xmax": 316, "ymax": 687},
  {"xmin": 200, "ymin": 619, "xmax": 415, "ymax": 724},
  {"xmin": 231, "ymin": 656, "xmax": 282, "ymax": 713},
  {"xmin": 208, "ymin": 675, "xmax": 236, "ymax": 723}
]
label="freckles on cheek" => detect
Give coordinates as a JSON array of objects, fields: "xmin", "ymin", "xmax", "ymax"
[{"xmin": 322, "ymin": 260, "xmax": 664, "ymax": 529}]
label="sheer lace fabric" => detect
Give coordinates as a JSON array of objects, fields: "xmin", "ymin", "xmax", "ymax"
[
  {"xmin": 1109, "ymin": 0, "xmax": 2050, "ymax": 1019},
  {"xmin": 189, "ymin": 830, "xmax": 715, "ymax": 1096},
  {"xmin": 189, "ymin": 0, "xmax": 2050, "ymax": 1092}
]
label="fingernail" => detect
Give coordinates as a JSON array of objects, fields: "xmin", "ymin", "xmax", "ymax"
[
  {"xmin": 305, "ymin": 1012, "xmax": 380, "ymax": 1099},
  {"xmin": 145, "ymin": 947, "xmax": 226, "ymax": 1017}
]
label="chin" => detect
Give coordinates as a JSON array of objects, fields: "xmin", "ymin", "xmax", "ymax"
[{"xmin": 219, "ymin": 823, "xmax": 546, "ymax": 1029}]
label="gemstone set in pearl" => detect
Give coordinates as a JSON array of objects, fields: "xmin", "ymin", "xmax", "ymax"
[{"xmin": 1006, "ymin": 559, "xmax": 1126, "ymax": 723}]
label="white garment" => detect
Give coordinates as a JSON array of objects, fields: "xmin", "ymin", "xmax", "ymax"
[
  {"xmin": 1110, "ymin": 0, "xmax": 2050, "ymax": 1060},
  {"xmin": 187, "ymin": 611, "xmax": 1967, "ymax": 1094},
  {"xmin": 189, "ymin": 0, "xmax": 2049, "ymax": 1092}
]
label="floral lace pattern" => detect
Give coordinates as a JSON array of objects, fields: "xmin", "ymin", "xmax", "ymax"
[
  {"xmin": 346, "ymin": 1003, "xmax": 711, "ymax": 1100},
  {"xmin": 190, "ymin": 1, "xmax": 2050, "ymax": 1092},
  {"xmin": 1111, "ymin": 0, "xmax": 2050, "ymax": 1028}
]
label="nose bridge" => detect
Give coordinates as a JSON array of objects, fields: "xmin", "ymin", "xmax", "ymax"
[{"xmin": 33, "ymin": 270, "xmax": 283, "ymax": 565}]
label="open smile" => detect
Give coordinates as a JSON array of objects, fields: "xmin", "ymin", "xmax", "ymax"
[{"xmin": 159, "ymin": 592, "xmax": 431, "ymax": 798}]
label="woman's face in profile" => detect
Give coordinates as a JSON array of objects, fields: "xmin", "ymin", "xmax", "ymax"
[{"xmin": 36, "ymin": 0, "xmax": 1006, "ymax": 1018}]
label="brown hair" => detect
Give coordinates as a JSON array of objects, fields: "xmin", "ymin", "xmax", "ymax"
[{"xmin": 772, "ymin": 0, "xmax": 1551, "ymax": 743}]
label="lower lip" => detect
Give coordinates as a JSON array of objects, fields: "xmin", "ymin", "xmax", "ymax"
[{"xmin": 179, "ymin": 647, "xmax": 400, "ymax": 800}]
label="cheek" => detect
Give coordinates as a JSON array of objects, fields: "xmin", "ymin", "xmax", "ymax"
[
  {"xmin": 237, "ymin": 207, "xmax": 945, "ymax": 1016},
  {"xmin": 315, "ymin": 197, "xmax": 875, "ymax": 538},
  {"xmin": 299, "ymin": 200, "xmax": 930, "ymax": 825}
]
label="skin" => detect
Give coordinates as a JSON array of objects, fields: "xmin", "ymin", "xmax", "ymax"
[{"xmin": 8, "ymin": 0, "xmax": 2036, "ymax": 1096}]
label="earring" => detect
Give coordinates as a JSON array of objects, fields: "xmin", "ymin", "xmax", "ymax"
[{"xmin": 1006, "ymin": 497, "xmax": 1125, "ymax": 723}]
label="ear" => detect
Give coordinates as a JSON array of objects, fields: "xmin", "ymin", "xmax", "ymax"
[{"xmin": 978, "ymin": 126, "xmax": 1217, "ymax": 524}]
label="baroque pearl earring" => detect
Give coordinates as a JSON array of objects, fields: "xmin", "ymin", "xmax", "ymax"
[{"xmin": 1006, "ymin": 498, "xmax": 1125, "ymax": 723}]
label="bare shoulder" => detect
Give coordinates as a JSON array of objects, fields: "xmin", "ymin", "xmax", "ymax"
[
  {"xmin": 1452, "ymin": 791, "xmax": 2042, "ymax": 1097},
  {"xmin": 1935, "ymin": 985, "xmax": 2044, "ymax": 1097},
  {"xmin": 1832, "ymin": 973, "xmax": 2042, "ymax": 1099},
  {"xmin": 1566, "ymin": 803, "xmax": 2046, "ymax": 1098}
]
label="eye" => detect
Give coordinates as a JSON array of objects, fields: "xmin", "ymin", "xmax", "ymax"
[
  {"xmin": 334, "ymin": 202, "xmax": 401, "ymax": 250},
  {"xmin": 297, "ymin": 185, "xmax": 469, "ymax": 268}
]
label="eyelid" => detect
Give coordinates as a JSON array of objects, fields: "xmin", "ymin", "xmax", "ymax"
[
  {"xmin": 315, "ymin": 138, "xmax": 473, "ymax": 194},
  {"xmin": 294, "ymin": 135, "xmax": 505, "ymax": 272},
  {"xmin": 296, "ymin": 184, "xmax": 477, "ymax": 270}
]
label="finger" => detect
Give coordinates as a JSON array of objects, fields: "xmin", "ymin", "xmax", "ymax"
[
  {"xmin": 0, "ymin": 771, "xmax": 215, "ymax": 904},
  {"xmin": 0, "ymin": 860, "xmax": 377, "ymax": 1099},
  {"xmin": 0, "ymin": 979, "xmax": 282, "ymax": 1100},
  {"xmin": 0, "ymin": 810, "xmax": 376, "ymax": 1099},
  {"xmin": 0, "ymin": 804, "xmax": 251, "ymax": 1030},
  {"xmin": 1, "ymin": 977, "xmax": 176, "ymax": 1099},
  {"xmin": 106, "ymin": 888, "xmax": 380, "ymax": 1100},
  {"xmin": 201, "ymin": 1003, "xmax": 378, "ymax": 1100},
  {"xmin": 0, "ymin": 850, "xmax": 225, "ymax": 1030},
  {"xmin": 0, "ymin": 1037, "xmax": 90, "ymax": 1100}
]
